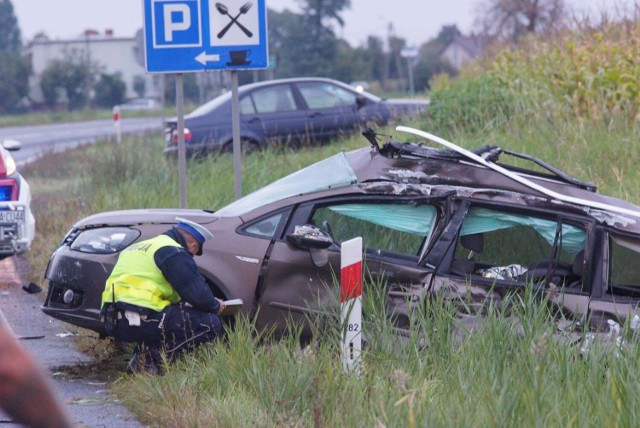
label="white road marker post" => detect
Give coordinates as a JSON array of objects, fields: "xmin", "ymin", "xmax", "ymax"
[
  {"xmin": 341, "ymin": 237, "xmax": 362, "ymax": 376},
  {"xmin": 113, "ymin": 105, "xmax": 121, "ymax": 144}
]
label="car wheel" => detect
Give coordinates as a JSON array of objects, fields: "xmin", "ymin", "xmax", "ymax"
[{"xmin": 222, "ymin": 139, "xmax": 261, "ymax": 154}]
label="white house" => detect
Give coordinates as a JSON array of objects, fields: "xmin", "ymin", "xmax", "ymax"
[
  {"xmin": 440, "ymin": 34, "xmax": 487, "ymax": 71},
  {"xmin": 24, "ymin": 29, "xmax": 162, "ymax": 105}
]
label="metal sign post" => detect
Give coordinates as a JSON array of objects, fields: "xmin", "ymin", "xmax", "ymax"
[
  {"xmin": 142, "ymin": 0, "xmax": 268, "ymax": 205},
  {"xmin": 176, "ymin": 74, "xmax": 188, "ymax": 208},
  {"xmin": 231, "ymin": 71, "xmax": 242, "ymax": 199},
  {"xmin": 401, "ymin": 47, "xmax": 419, "ymax": 97}
]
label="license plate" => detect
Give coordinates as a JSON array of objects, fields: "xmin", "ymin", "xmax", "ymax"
[{"xmin": 0, "ymin": 211, "xmax": 24, "ymax": 222}]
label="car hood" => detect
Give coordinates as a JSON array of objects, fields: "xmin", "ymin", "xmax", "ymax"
[{"xmin": 74, "ymin": 208, "xmax": 218, "ymax": 228}]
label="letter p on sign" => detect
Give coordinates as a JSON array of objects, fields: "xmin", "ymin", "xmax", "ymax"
[{"xmin": 164, "ymin": 4, "xmax": 191, "ymax": 42}]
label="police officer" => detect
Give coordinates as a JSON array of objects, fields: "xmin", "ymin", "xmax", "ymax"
[{"xmin": 101, "ymin": 217, "xmax": 226, "ymax": 374}]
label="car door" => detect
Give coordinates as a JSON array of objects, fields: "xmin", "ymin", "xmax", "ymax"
[
  {"xmin": 240, "ymin": 83, "xmax": 310, "ymax": 145},
  {"xmin": 294, "ymin": 81, "xmax": 363, "ymax": 141},
  {"xmin": 432, "ymin": 201, "xmax": 594, "ymax": 324},
  {"xmin": 588, "ymin": 230, "xmax": 640, "ymax": 332},
  {"xmin": 253, "ymin": 197, "xmax": 440, "ymax": 339}
]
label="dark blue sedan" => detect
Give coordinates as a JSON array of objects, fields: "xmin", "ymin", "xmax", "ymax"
[{"xmin": 164, "ymin": 77, "xmax": 428, "ymax": 156}]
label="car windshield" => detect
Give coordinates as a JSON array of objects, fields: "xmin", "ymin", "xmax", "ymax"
[
  {"xmin": 216, "ymin": 152, "xmax": 357, "ymax": 216},
  {"xmin": 187, "ymin": 91, "xmax": 232, "ymax": 117}
]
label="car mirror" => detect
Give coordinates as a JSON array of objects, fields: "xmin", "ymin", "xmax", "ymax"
[
  {"xmin": 2, "ymin": 139, "xmax": 21, "ymax": 151},
  {"xmin": 286, "ymin": 224, "xmax": 333, "ymax": 250},
  {"xmin": 356, "ymin": 96, "xmax": 367, "ymax": 110}
]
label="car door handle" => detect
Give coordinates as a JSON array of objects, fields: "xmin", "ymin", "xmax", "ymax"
[
  {"xmin": 308, "ymin": 112, "xmax": 323, "ymax": 118},
  {"xmin": 246, "ymin": 117, "xmax": 261, "ymax": 124}
]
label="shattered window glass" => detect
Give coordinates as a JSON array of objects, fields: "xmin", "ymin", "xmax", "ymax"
[
  {"xmin": 609, "ymin": 235, "xmax": 640, "ymax": 296},
  {"xmin": 454, "ymin": 207, "xmax": 586, "ymax": 281},
  {"xmin": 216, "ymin": 153, "xmax": 357, "ymax": 217},
  {"xmin": 312, "ymin": 203, "xmax": 436, "ymax": 258}
]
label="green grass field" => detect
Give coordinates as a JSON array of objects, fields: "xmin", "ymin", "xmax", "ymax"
[{"xmin": 20, "ymin": 20, "xmax": 640, "ymax": 426}]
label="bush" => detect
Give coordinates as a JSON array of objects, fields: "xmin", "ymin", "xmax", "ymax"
[
  {"xmin": 426, "ymin": 74, "xmax": 523, "ymax": 136},
  {"xmin": 93, "ymin": 73, "xmax": 126, "ymax": 109}
]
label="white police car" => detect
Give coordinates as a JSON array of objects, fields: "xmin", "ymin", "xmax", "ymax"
[{"xmin": 0, "ymin": 140, "xmax": 35, "ymax": 258}]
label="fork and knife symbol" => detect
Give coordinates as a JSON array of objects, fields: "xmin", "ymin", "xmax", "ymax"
[{"xmin": 215, "ymin": 2, "xmax": 253, "ymax": 38}]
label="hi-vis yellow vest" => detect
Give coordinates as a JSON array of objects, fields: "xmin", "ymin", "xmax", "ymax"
[{"xmin": 101, "ymin": 235, "xmax": 183, "ymax": 312}]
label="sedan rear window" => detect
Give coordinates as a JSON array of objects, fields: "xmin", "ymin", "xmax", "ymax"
[
  {"xmin": 298, "ymin": 82, "xmax": 358, "ymax": 109},
  {"xmin": 248, "ymin": 85, "xmax": 297, "ymax": 113}
]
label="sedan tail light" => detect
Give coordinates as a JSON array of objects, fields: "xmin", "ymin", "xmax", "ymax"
[{"xmin": 169, "ymin": 127, "xmax": 192, "ymax": 145}]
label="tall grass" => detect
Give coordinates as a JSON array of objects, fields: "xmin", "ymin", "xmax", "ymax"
[{"xmin": 110, "ymin": 281, "xmax": 640, "ymax": 427}]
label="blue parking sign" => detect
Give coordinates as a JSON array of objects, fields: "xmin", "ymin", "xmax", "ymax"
[
  {"xmin": 143, "ymin": 0, "xmax": 268, "ymax": 72},
  {"xmin": 152, "ymin": 0, "xmax": 202, "ymax": 47}
]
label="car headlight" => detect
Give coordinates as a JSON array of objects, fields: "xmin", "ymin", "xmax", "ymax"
[{"xmin": 69, "ymin": 227, "xmax": 141, "ymax": 254}]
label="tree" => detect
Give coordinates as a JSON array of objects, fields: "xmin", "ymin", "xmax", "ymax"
[
  {"xmin": 296, "ymin": 0, "xmax": 351, "ymax": 38},
  {"xmin": 133, "ymin": 76, "xmax": 146, "ymax": 98},
  {"xmin": 268, "ymin": 8, "xmax": 338, "ymax": 78},
  {"xmin": 163, "ymin": 74, "xmax": 199, "ymax": 105},
  {"xmin": 412, "ymin": 26, "xmax": 462, "ymax": 91},
  {"xmin": 0, "ymin": 53, "xmax": 30, "ymax": 113},
  {"xmin": 39, "ymin": 51, "xmax": 102, "ymax": 110},
  {"xmin": 0, "ymin": 0, "xmax": 20, "ymax": 52},
  {"xmin": 0, "ymin": 0, "xmax": 30, "ymax": 113},
  {"xmin": 93, "ymin": 73, "xmax": 126, "ymax": 108},
  {"xmin": 476, "ymin": 0, "xmax": 567, "ymax": 42}
]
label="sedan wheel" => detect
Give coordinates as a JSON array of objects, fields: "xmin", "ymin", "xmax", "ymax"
[{"xmin": 222, "ymin": 139, "xmax": 261, "ymax": 154}]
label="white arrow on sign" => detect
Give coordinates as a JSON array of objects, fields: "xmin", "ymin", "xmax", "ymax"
[{"xmin": 195, "ymin": 51, "xmax": 221, "ymax": 65}]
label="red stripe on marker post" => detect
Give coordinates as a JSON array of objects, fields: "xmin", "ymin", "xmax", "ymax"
[
  {"xmin": 340, "ymin": 260, "xmax": 362, "ymax": 302},
  {"xmin": 340, "ymin": 237, "xmax": 362, "ymax": 375}
]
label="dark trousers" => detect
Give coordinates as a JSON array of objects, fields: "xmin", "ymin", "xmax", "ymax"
[{"xmin": 106, "ymin": 302, "xmax": 222, "ymax": 363}]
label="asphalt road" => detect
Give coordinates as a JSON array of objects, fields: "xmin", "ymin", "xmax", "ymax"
[
  {"xmin": 0, "ymin": 118, "xmax": 158, "ymax": 426},
  {"xmin": 0, "ymin": 256, "xmax": 145, "ymax": 427},
  {"xmin": 0, "ymin": 117, "xmax": 164, "ymax": 166}
]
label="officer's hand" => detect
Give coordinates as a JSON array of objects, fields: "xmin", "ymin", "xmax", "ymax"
[{"xmin": 216, "ymin": 298, "xmax": 226, "ymax": 315}]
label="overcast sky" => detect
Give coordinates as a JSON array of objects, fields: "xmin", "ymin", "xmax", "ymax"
[{"xmin": 13, "ymin": 0, "xmax": 631, "ymax": 48}]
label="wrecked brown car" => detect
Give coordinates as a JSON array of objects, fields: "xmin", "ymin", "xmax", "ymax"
[{"xmin": 42, "ymin": 126, "xmax": 640, "ymax": 340}]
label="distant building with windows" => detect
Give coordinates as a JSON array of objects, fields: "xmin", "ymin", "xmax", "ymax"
[
  {"xmin": 440, "ymin": 34, "xmax": 488, "ymax": 70},
  {"xmin": 23, "ymin": 29, "xmax": 162, "ymax": 106}
]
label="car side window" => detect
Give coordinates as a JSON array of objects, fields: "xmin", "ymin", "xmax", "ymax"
[
  {"xmin": 239, "ymin": 95, "xmax": 256, "ymax": 114},
  {"xmin": 453, "ymin": 207, "xmax": 586, "ymax": 283},
  {"xmin": 311, "ymin": 202, "xmax": 437, "ymax": 259},
  {"xmin": 298, "ymin": 82, "xmax": 357, "ymax": 109},
  {"xmin": 608, "ymin": 234, "xmax": 640, "ymax": 297},
  {"xmin": 248, "ymin": 85, "xmax": 297, "ymax": 114},
  {"xmin": 242, "ymin": 212, "xmax": 284, "ymax": 238}
]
